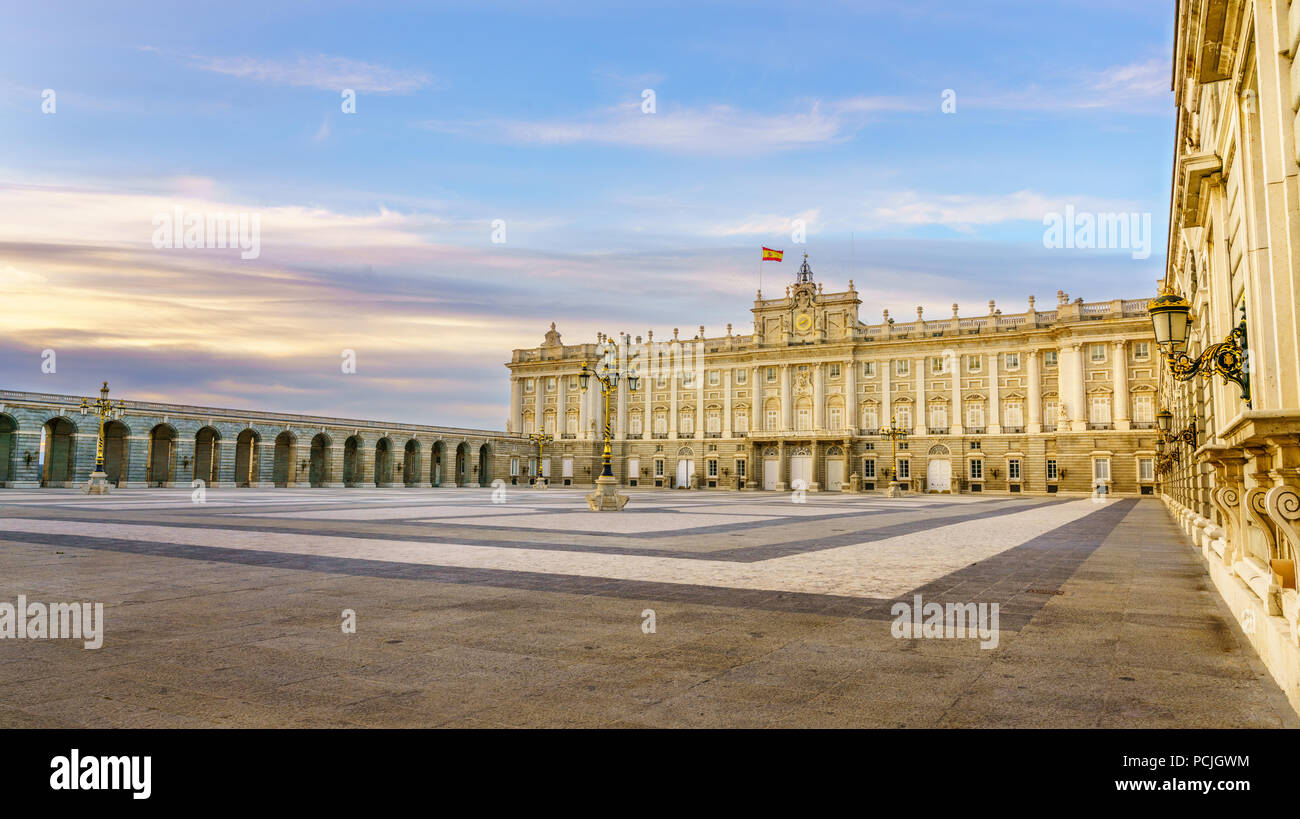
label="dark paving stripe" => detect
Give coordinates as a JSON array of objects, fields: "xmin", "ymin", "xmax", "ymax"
[
  {"xmin": 0, "ymin": 499, "xmax": 1136, "ymax": 625},
  {"xmin": 0, "ymin": 498, "xmax": 1065, "ymax": 563}
]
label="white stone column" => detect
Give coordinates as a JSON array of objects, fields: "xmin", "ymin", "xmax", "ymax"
[
  {"xmin": 616, "ymin": 371, "xmax": 627, "ymax": 439},
  {"xmin": 950, "ymin": 354, "xmax": 963, "ymax": 434},
  {"xmin": 881, "ymin": 360, "xmax": 892, "ymax": 425},
  {"xmin": 723, "ymin": 370, "xmax": 733, "ymax": 437},
  {"xmin": 844, "ymin": 359, "xmax": 856, "ymax": 433},
  {"xmin": 695, "ymin": 368, "xmax": 704, "ymax": 440},
  {"xmin": 1113, "ymin": 340, "xmax": 1130, "ymax": 430},
  {"xmin": 509, "ymin": 378, "xmax": 522, "ymax": 434},
  {"xmin": 557, "ymin": 372, "xmax": 568, "ymax": 437},
  {"xmin": 578, "ymin": 375, "xmax": 590, "ymax": 440},
  {"xmin": 642, "ymin": 383, "xmax": 652, "ymax": 439},
  {"xmin": 534, "ymin": 376, "xmax": 545, "ymax": 436},
  {"xmin": 813, "ymin": 363, "xmax": 824, "ymax": 429},
  {"xmin": 988, "ymin": 352, "xmax": 1001, "ymax": 434},
  {"xmin": 1070, "ymin": 343, "xmax": 1087, "ymax": 431},
  {"xmin": 751, "ymin": 366, "xmax": 762, "ymax": 431},
  {"xmin": 781, "ymin": 364, "xmax": 793, "ymax": 430},
  {"xmin": 915, "ymin": 357, "xmax": 926, "ymax": 432},
  {"xmin": 1027, "ymin": 350, "xmax": 1042, "ymax": 433},
  {"xmin": 670, "ymin": 371, "xmax": 679, "ymax": 439}
]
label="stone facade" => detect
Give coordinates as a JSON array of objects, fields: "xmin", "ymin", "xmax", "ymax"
[
  {"xmin": 0, "ymin": 390, "xmax": 526, "ymax": 490},
  {"xmin": 1159, "ymin": 0, "xmax": 1300, "ymax": 712},
  {"xmin": 507, "ymin": 256, "xmax": 1159, "ymax": 496}
]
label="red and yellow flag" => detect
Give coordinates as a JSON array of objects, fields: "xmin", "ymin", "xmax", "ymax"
[{"xmin": 762, "ymin": 247, "xmax": 784, "ymax": 262}]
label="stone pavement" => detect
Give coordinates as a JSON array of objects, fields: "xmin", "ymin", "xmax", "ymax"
[{"xmin": 0, "ymin": 488, "xmax": 1293, "ymax": 728}]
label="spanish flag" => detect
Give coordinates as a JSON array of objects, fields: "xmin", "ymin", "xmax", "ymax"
[{"xmin": 762, "ymin": 247, "xmax": 784, "ymax": 262}]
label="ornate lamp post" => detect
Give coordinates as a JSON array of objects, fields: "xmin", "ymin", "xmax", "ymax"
[
  {"xmin": 1148, "ymin": 286, "xmax": 1250, "ymax": 405},
  {"xmin": 527, "ymin": 432, "xmax": 553, "ymax": 489},
  {"xmin": 877, "ymin": 415, "xmax": 908, "ymax": 498},
  {"xmin": 78, "ymin": 381, "xmax": 125, "ymax": 494},
  {"xmin": 579, "ymin": 339, "xmax": 640, "ymax": 511}
]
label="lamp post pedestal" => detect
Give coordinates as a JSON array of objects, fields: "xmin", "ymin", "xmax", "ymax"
[
  {"xmin": 886, "ymin": 480, "xmax": 902, "ymax": 498},
  {"xmin": 84, "ymin": 470, "xmax": 111, "ymax": 495},
  {"xmin": 587, "ymin": 474, "xmax": 628, "ymax": 511},
  {"xmin": 533, "ymin": 477, "xmax": 549, "ymax": 490}
]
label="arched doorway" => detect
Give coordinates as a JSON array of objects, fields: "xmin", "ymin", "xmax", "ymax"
[
  {"xmin": 789, "ymin": 446, "xmax": 813, "ymax": 491},
  {"xmin": 40, "ymin": 417, "xmax": 78, "ymax": 487},
  {"xmin": 477, "ymin": 443, "xmax": 490, "ymax": 487},
  {"xmin": 455, "ymin": 443, "xmax": 469, "ymax": 486},
  {"xmin": 926, "ymin": 444, "xmax": 952, "ymax": 493},
  {"xmin": 309, "ymin": 433, "xmax": 330, "ymax": 487},
  {"xmin": 234, "ymin": 429, "xmax": 259, "ymax": 487},
  {"xmin": 343, "ymin": 436, "xmax": 361, "ymax": 486},
  {"xmin": 825, "ymin": 445, "xmax": 846, "ymax": 491},
  {"xmin": 104, "ymin": 420, "xmax": 131, "ymax": 487},
  {"xmin": 762, "ymin": 447, "xmax": 779, "ymax": 490},
  {"xmin": 431, "ymin": 440, "xmax": 445, "ymax": 486},
  {"xmin": 0, "ymin": 413, "xmax": 17, "ymax": 486},
  {"xmin": 374, "ymin": 438, "xmax": 393, "ymax": 487},
  {"xmin": 193, "ymin": 426, "xmax": 220, "ymax": 487},
  {"xmin": 403, "ymin": 439, "xmax": 419, "ymax": 486},
  {"xmin": 273, "ymin": 431, "xmax": 295, "ymax": 487},
  {"xmin": 147, "ymin": 424, "xmax": 177, "ymax": 487},
  {"xmin": 675, "ymin": 447, "xmax": 695, "ymax": 489}
]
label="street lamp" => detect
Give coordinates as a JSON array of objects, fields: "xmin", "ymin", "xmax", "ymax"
[
  {"xmin": 1148, "ymin": 285, "xmax": 1250, "ymax": 405},
  {"xmin": 579, "ymin": 338, "xmax": 640, "ymax": 511},
  {"xmin": 877, "ymin": 416, "xmax": 908, "ymax": 498},
  {"xmin": 527, "ymin": 432, "xmax": 553, "ymax": 489},
  {"xmin": 78, "ymin": 381, "xmax": 125, "ymax": 494}
]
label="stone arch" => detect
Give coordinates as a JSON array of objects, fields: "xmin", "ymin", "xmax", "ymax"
[
  {"xmin": 455, "ymin": 442, "xmax": 469, "ymax": 486},
  {"xmin": 343, "ymin": 435, "xmax": 362, "ymax": 487},
  {"xmin": 309, "ymin": 433, "xmax": 331, "ymax": 487},
  {"xmin": 0, "ymin": 412, "xmax": 16, "ymax": 486},
  {"xmin": 430, "ymin": 440, "xmax": 445, "ymax": 486},
  {"xmin": 273, "ymin": 430, "xmax": 296, "ymax": 487},
  {"xmin": 147, "ymin": 423, "xmax": 178, "ymax": 486},
  {"xmin": 374, "ymin": 437, "xmax": 394, "ymax": 487},
  {"xmin": 676, "ymin": 446, "xmax": 694, "ymax": 457},
  {"xmin": 193, "ymin": 426, "xmax": 221, "ymax": 487},
  {"xmin": 403, "ymin": 438, "xmax": 420, "ymax": 486},
  {"xmin": 928, "ymin": 444, "xmax": 951, "ymax": 457},
  {"xmin": 477, "ymin": 442, "xmax": 492, "ymax": 486},
  {"xmin": 235, "ymin": 428, "xmax": 260, "ymax": 487},
  {"xmin": 40, "ymin": 416, "xmax": 78, "ymax": 487}
]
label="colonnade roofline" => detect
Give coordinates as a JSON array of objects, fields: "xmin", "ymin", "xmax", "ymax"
[{"xmin": 0, "ymin": 389, "xmax": 518, "ymax": 440}]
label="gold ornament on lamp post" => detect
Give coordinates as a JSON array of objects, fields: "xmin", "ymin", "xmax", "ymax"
[
  {"xmin": 877, "ymin": 415, "xmax": 908, "ymax": 498},
  {"xmin": 527, "ymin": 432, "xmax": 553, "ymax": 488},
  {"xmin": 579, "ymin": 338, "xmax": 640, "ymax": 511},
  {"xmin": 78, "ymin": 381, "xmax": 125, "ymax": 494}
]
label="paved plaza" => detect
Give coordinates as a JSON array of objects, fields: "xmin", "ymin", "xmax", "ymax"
[{"xmin": 0, "ymin": 488, "xmax": 1294, "ymax": 728}]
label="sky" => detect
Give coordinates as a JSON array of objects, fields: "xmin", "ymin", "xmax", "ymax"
[{"xmin": 0, "ymin": 0, "xmax": 1176, "ymax": 429}]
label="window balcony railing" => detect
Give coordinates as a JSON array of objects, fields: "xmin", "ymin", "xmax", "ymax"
[
  {"xmin": 927, "ymin": 427, "xmax": 949, "ymax": 435},
  {"xmin": 966, "ymin": 427, "xmax": 987, "ymax": 435},
  {"xmin": 1042, "ymin": 425, "xmax": 1057, "ymax": 432},
  {"xmin": 704, "ymin": 431, "xmax": 722, "ymax": 438},
  {"xmin": 733, "ymin": 431, "xmax": 747, "ymax": 438},
  {"xmin": 625, "ymin": 433, "xmax": 642, "ymax": 440},
  {"xmin": 560, "ymin": 433, "xmax": 576, "ymax": 439},
  {"xmin": 1002, "ymin": 426, "xmax": 1025, "ymax": 434},
  {"xmin": 1131, "ymin": 422, "xmax": 1155, "ymax": 430},
  {"xmin": 652, "ymin": 433, "xmax": 669, "ymax": 439},
  {"xmin": 1087, "ymin": 423, "xmax": 1114, "ymax": 430}
]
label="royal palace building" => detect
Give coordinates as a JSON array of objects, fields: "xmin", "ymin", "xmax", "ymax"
[
  {"xmin": 506, "ymin": 255, "xmax": 1158, "ymax": 496},
  {"xmin": 1158, "ymin": 0, "xmax": 1300, "ymax": 709}
]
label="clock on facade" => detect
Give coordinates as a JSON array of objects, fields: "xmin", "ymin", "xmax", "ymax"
[{"xmin": 795, "ymin": 313, "xmax": 813, "ymax": 332}]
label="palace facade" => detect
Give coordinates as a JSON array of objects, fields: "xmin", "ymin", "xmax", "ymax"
[
  {"xmin": 1158, "ymin": 0, "xmax": 1300, "ymax": 710},
  {"xmin": 506, "ymin": 255, "xmax": 1158, "ymax": 495}
]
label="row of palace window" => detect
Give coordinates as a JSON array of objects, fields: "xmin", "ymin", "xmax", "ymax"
[
  {"xmin": 863, "ymin": 456, "xmax": 1153, "ymax": 483},
  {"xmin": 520, "ymin": 394, "xmax": 1156, "ymax": 435},
  {"xmin": 519, "ymin": 342, "xmax": 1153, "ymax": 395}
]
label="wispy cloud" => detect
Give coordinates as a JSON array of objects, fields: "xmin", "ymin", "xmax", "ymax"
[
  {"xmin": 866, "ymin": 190, "xmax": 1141, "ymax": 233},
  {"xmin": 142, "ymin": 48, "xmax": 436, "ymax": 93},
  {"xmin": 422, "ymin": 96, "xmax": 918, "ymax": 155}
]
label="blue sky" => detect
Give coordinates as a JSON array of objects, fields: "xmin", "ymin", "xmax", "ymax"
[{"xmin": 0, "ymin": 0, "xmax": 1175, "ymax": 428}]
